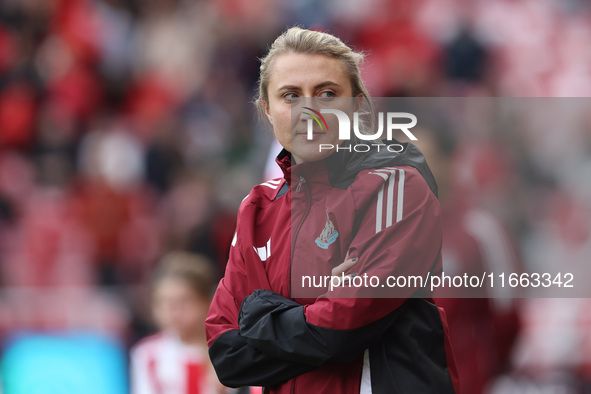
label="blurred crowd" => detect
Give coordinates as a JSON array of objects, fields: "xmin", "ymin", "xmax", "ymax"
[{"xmin": 1, "ymin": 0, "xmax": 591, "ymax": 393}]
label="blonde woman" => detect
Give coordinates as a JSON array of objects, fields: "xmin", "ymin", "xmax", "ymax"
[{"xmin": 206, "ymin": 27, "xmax": 459, "ymax": 394}]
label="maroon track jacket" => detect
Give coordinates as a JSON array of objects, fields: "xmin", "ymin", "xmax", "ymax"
[{"xmin": 206, "ymin": 140, "xmax": 460, "ymax": 393}]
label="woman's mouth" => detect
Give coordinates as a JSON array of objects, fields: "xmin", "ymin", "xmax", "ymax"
[{"xmin": 296, "ymin": 131, "xmax": 325, "ymax": 141}]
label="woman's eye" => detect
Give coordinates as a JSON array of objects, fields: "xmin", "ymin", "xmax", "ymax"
[
  {"xmin": 283, "ymin": 93, "xmax": 299, "ymax": 102},
  {"xmin": 319, "ymin": 91, "xmax": 336, "ymax": 99}
]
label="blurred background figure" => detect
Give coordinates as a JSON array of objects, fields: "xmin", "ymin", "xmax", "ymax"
[
  {"xmin": 410, "ymin": 121, "xmax": 521, "ymax": 394},
  {"xmin": 1, "ymin": 0, "xmax": 591, "ymax": 393},
  {"xmin": 130, "ymin": 251, "xmax": 225, "ymax": 394}
]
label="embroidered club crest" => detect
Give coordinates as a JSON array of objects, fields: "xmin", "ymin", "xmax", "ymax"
[{"xmin": 315, "ymin": 211, "xmax": 339, "ymax": 249}]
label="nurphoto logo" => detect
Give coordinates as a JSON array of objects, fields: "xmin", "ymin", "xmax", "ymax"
[{"xmin": 304, "ymin": 108, "xmax": 418, "ymax": 153}]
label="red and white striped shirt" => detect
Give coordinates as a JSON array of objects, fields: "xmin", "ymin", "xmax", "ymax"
[{"xmin": 131, "ymin": 332, "xmax": 219, "ymax": 394}]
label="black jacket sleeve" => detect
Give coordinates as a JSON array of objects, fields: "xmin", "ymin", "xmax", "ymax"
[
  {"xmin": 209, "ymin": 328, "xmax": 316, "ymax": 388},
  {"xmin": 238, "ymin": 289, "xmax": 405, "ymax": 366}
]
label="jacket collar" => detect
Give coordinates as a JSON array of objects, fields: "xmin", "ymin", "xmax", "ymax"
[
  {"xmin": 275, "ymin": 148, "xmax": 331, "ymax": 187},
  {"xmin": 275, "ymin": 148, "xmax": 292, "ymax": 184},
  {"xmin": 274, "ymin": 137, "xmax": 438, "ymax": 195}
]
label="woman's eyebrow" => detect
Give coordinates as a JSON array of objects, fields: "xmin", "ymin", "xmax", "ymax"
[
  {"xmin": 277, "ymin": 84, "xmax": 301, "ymax": 92},
  {"xmin": 277, "ymin": 81, "xmax": 341, "ymax": 92},
  {"xmin": 314, "ymin": 81, "xmax": 340, "ymax": 90}
]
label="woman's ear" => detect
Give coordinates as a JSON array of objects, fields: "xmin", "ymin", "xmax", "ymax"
[{"xmin": 264, "ymin": 100, "xmax": 273, "ymax": 124}]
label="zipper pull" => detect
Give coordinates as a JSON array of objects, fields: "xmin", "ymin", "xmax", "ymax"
[{"xmin": 295, "ymin": 176, "xmax": 306, "ymax": 192}]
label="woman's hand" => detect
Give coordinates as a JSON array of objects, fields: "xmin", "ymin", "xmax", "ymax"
[
  {"xmin": 329, "ymin": 251, "xmax": 358, "ymax": 291},
  {"xmin": 331, "ymin": 251, "xmax": 358, "ymax": 276}
]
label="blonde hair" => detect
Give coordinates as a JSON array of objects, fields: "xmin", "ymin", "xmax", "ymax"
[
  {"xmin": 255, "ymin": 26, "xmax": 374, "ymax": 126},
  {"xmin": 153, "ymin": 252, "xmax": 216, "ymax": 300}
]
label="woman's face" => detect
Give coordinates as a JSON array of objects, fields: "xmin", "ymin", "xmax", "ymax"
[{"xmin": 264, "ymin": 53, "xmax": 358, "ymax": 164}]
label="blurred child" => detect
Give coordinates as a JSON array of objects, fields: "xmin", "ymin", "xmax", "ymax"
[{"xmin": 130, "ymin": 251, "xmax": 227, "ymax": 394}]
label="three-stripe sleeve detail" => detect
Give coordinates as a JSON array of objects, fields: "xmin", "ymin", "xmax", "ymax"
[
  {"xmin": 368, "ymin": 168, "xmax": 406, "ymax": 233},
  {"xmin": 260, "ymin": 179, "xmax": 282, "ymax": 189}
]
